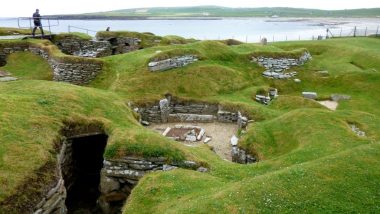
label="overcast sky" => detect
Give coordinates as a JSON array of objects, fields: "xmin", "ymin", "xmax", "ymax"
[{"xmin": 1, "ymin": 0, "xmax": 380, "ymax": 17}]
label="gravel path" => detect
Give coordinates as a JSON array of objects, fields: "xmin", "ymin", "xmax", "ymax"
[{"xmin": 148, "ymin": 122, "xmax": 238, "ymax": 161}]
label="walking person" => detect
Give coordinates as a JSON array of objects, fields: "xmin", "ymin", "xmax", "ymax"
[{"xmin": 32, "ymin": 9, "xmax": 44, "ymax": 37}]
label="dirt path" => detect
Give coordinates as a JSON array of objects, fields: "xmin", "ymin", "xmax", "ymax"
[{"xmin": 148, "ymin": 122, "xmax": 238, "ymax": 161}]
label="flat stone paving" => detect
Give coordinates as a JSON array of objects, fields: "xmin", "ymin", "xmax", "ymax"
[
  {"xmin": 0, "ymin": 35, "xmax": 29, "ymax": 40},
  {"xmin": 148, "ymin": 122, "xmax": 238, "ymax": 161},
  {"xmin": 318, "ymin": 100, "xmax": 338, "ymax": 111}
]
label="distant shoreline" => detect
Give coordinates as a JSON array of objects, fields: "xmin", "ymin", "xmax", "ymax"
[{"xmin": 3, "ymin": 16, "xmax": 380, "ymax": 21}]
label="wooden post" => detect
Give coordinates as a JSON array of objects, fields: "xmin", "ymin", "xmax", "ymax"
[
  {"xmin": 353, "ymin": 26, "xmax": 357, "ymax": 37},
  {"xmin": 365, "ymin": 27, "xmax": 367, "ymax": 37},
  {"xmin": 340, "ymin": 28, "xmax": 342, "ymax": 37}
]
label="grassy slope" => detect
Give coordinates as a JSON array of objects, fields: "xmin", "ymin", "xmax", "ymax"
[
  {"xmin": 0, "ymin": 36, "xmax": 379, "ymax": 212},
  {"xmin": 0, "ymin": 52, "xmax": 53, "ymax": 80},
  {"xmin": 85, "ymin": 6, "xmax": 380, "ymax": 18},
  {"xmin": 100, "ymin": 37, "xmax": 378, "ymax": 213},
  {"xmin": 0, "ymin": 80, "xmax": 203, "ymax": 206}
]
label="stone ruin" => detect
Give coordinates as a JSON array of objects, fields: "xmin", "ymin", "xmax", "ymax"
[
  {"xmin": 256, "ymin": 88, "xmax": 278, "ymax": 105},
  {"xmin": 53, "ymin": 35, "xmax": 142, "ymax": 58},
  {"xmin": 136, "ymin": 97, "xmax": 248, "ymax": 129},
  {"xmin": 302, "ymin": 91, "xmax": 318, "ymax": 100},
  {"xmin": 162, "ymin": 125, "xmax": 205, "ymax": 142},
  {"xmin": 349, "ymin": 123, "xmax": 365, "ymax": 137},
  {"xmin": 252, "ymin": 51, "xmax": 312, "ymax": 79},
  {"xmin": 148, "ymin": 55, "xmax": 198, "ymax": 72},
  {"xmin": 32, "ymin": 123, "xmax": 206, "ymax": 214},
  {"xmin": 135, "ymin": 96, "xmax": 257, "ymax": 164}
]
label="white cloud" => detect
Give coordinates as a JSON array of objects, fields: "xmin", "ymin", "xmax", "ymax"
[{"xmin": 0, "ymin": 0, "xmax": 379, "ymax": 17}]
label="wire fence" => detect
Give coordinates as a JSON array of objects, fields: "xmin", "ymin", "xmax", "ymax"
[{"xmin": 328, "ymin": 26, "xmax": 380, "ymax": 38}]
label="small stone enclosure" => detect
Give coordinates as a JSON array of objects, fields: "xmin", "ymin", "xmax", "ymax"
[
  {"xmin": 52, "ymin": 34, "xmax": 142, "ymax": 58},
  {"xmin": 135, "ymin": 97, "xmax": 256, "ymax": 164}
]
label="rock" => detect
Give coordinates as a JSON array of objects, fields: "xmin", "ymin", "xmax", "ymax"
[
  {"xmin": 182, "ymin": 160, "xmax": 198, "ymax": 169},
  {"xmin": 140, "ymin": 120, "xmax": 150, "ymax": 126},
  {"xmin": 331, "ymin": 94, "xmax": 351, "ymax": 102},
  {"xmin": 294, "ymin": 78, "xmax": 301, "ymax": 83},
  {"xmin": 163, "ymin": 164, "xmax": 177, "ymax": 171},
  {"xmin": 185, "ymin": 135, "xmax": 197, "ymax": 142},
  {"xmin": 302, "ymin": 92, "xmax": 318, "ymax": 100},
  {"xmin": 197, "ymin": 167, "xmax": 208, "ymax": 173},
  {"xmin": 100, "ymin": 175, "xmax": 120, "ymax": 194},
  {"xmin": 162, "ymin": 127, "xmax": 171, "ymax": 136},
  {"xmin": 149, "ymin": 55, "xmax": 198, "ymax": 72},
  {"xmin": 0, "ymin": 77, "xmax": 17, "ymax": 82},
  {"xmin": 317, "ymin": 70, "xmax": 329, "ymax": 75},
  {"xmin": 231, "ymin": 135, "xmax": 239, "ymax": 146},
  {"xmin": 105, "ymin": 192, "xmax": 127, "ymax": 202},
  {"xmin": 260, "ymin": 37, "xmax": 267, "ymax": 45},
  {"xmin": 269, "ymin": 88, "xmax": 278, "ymax": 98},
  {"xmin": 203, "ymin": 137, "xmax": 212, "ymax": 143},
  {"xmin": 0, "ymin": 70, "xmax": 9, "ymax": 77}
]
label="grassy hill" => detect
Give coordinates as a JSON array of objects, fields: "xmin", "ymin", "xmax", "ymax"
[
  {"xmin": 0, "ymin": 34, "xmax": 379, "ymax": 213},
  {"xmin": 75, "ymin": 6, "xmax": 380, "ymax": 18}
]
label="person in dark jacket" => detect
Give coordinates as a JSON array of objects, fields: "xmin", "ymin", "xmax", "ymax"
[{"xmin": 32, "ymin": 9, "xmax": 44, "ymax": 37}]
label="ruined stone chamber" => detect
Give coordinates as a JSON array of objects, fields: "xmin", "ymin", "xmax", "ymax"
[
  {"xmin": 52, "ymin": 34, "xmax": 142, "ymax": 58},
  {"xmin": 33, "ymin": 123, "xmax": 204, "ymax": 214},
  {"xmin": 136, "ymin": 97, "xmax": 256, "ymax": 164},
  {"xmin": 0, "ymin": 44, "xmax": 103, "ymax": 85}
]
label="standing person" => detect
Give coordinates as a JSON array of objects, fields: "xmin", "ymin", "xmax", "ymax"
[{"xmin": 32, "ymin": 9, "xmax": 44, "ymax": 37}]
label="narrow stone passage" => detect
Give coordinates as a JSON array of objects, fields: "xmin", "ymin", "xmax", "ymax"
[{"xmin": 64, "ymin": 134, "xmax": 108, "ymax": 214}]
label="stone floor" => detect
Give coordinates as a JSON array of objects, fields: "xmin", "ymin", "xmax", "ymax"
[{"xmin": 148, "ymin": 122, "xmax": 238, "ymax": 161}]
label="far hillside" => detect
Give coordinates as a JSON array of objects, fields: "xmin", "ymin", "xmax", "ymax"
[{"xmin": 52, "ymin": 6, "xmax": 380, "ymax": 19}]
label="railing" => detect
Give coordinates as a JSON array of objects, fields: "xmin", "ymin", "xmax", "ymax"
[
  {"xmin": 68, "ymin": 25, "xmax": 97, "ymax": 35},
  {"xmin": 17, "ymin": 17, "xmax": 60, "ymax": 37},
  {"xmin": 328, "ymin": 26, "xmax": 379, "ymax": 38}
]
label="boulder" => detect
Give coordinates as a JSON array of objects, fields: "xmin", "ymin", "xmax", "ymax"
[
  {"xmin": 100, "ymin": 175, "xmax": 120, "ymax": 194},
  {"xmin": 302, "ymin": 92, "xmax": 318, "ymax": 100},
  {"xmin": 231, "ymin": 135, "xmax": 239, "ymax": 146}
]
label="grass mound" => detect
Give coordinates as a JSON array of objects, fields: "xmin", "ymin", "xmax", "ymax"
[
  {"xmin": 0, "ymin": 36, "xmax": 380, "ymax": 213},
  {"xmin": 0, "ymin": 52, "xmax": 53, "ymax": 80}
]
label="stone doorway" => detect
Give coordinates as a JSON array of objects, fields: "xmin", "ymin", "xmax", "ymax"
[{"xmin": 63, "ymin": 134, "xmax": 108, "ymax": 214}]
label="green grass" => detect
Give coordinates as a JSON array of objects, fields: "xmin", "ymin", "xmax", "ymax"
[
  {"xmin": 0, "ymin": 36, "xmax": 380, "ymax": 213},
  {"xmin": 0, "ymin": 52, "xmax": 53, "ymax": 80},
  {"xmin": 0, "ymin": 27, "xmax": 33, "ymax": 36}
]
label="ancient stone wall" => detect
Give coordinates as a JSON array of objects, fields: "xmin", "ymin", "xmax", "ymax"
[
  {"xmin": 231, "ymin": 146, "xmax": 256, "ymax": 164},
  {"xmin": 0, "ymin": 45, "xmax": 103, "ymax": 85},
  {"xmin": 96, "ymin": 35, "xmax": 141, "ymax": 55},
  {"xmin": 54, "ymin": 37, "xmax": 112, "ymax": 58},
  {"xmin": 252, "ymin": 51, "xmax": 312, "ymax": 79},
  {"xmin": 98, "ymin": 158, "xmax": 203, "ymax": 213},
  {"xmin": 33, "ymin": 143, "xmax": 69, "ymax": 214},
  {"xmin": 148, "ymin": 55, "xmax": 198, "ymax": 72},
  {"xmin": 137, "ymin": 100, "xmax": 248, "ymax": 128}
]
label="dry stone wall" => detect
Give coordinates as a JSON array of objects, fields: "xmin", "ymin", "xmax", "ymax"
[
  {"xmin": 99, "ymin": 158, "xmax": 202, "ymax": 213},
  {"xmin": 253, "ymin": 51, "xmax": 312, "ymax": 79},
  {"xmin": 54, "ymin": 37, "xmax": 112, "ymax": 58},
  {"xmin": 0, "ymin": 44, "xmax": 103, "ymax": 85},
  {"xmin": 148, "ymin": 55, "xmax": 198, "ymax": 72},
  {"xmin": 137, "ymin": 100, "xmax": 248, "ymax": 128}
]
